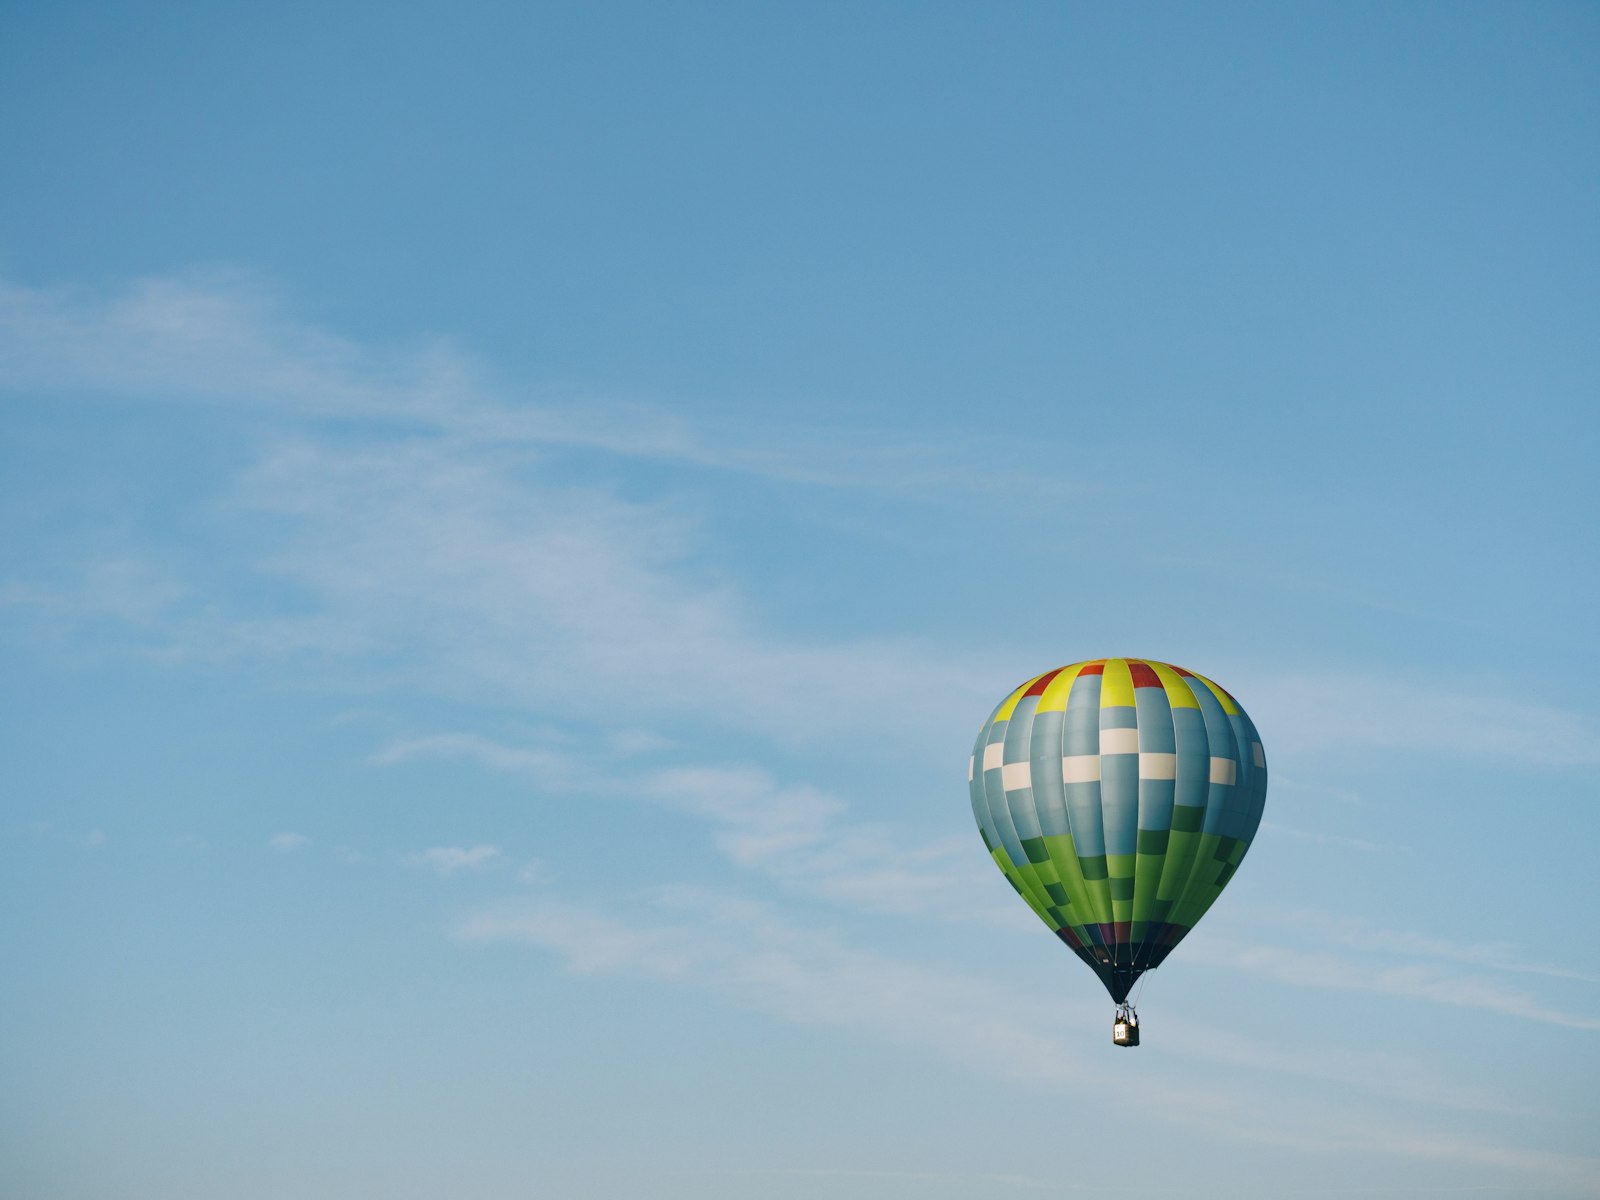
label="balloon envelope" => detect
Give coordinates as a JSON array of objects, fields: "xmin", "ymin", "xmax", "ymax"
[{"xmin": 970, "ymin": 658, "xmax": 1267, "ymax": 1002}]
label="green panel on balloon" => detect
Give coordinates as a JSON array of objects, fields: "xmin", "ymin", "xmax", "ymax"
[{"xmin": 969, "ymin": 658, "xmax": 1266, "ymax": 1006}]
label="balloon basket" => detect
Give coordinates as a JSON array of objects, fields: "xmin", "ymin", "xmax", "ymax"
[{"xmin": 1112, "ymin": 1005, "xmax": 1140, "ymax": 1047}]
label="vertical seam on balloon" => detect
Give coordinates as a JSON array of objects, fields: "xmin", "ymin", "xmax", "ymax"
[
  {"xmin": 1131, "ymin": 660, "xmax": 1174, "ymax": 973},
  {"xmin": 1150, "ymin": 681, "xmax": 1207, "ymax": 965},
  {"xmin": 1055, "ymin": 668, "xmax": 1114, "ymax": 988},
  {"xmin": 1037, "ymin": 667, "xmax": 1096, "ymax": 955},
  {"xmin": 1166, "ymin": 672, "xmax": 1238, "ymax": 945}
]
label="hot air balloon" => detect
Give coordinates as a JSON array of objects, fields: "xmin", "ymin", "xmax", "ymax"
[{"xmin": 970, "ymin": 658, "xmax": 1266, "ymax": 1046}]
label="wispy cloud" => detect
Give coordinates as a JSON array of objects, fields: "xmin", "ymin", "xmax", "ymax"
[
  {"xmin": 516, "ymin": 858, "xmax": 549, "ymax": 885},
  {"xmin": 636, "ymin": 763, "xmax": 994, "ymax": 917},
  {"xmin": 0, "ymin": 269, "xmax": 1021, "ymax": 755},
  {"xmin": 374, "ymin": 733, "xmax": 577, "ymax": 780},
  {"xmin": 1257, "ymin": 819, "xmax": 1387, "ymax": 853},
  {"xmin": 268, "ymin": 831, "xmax": 310, "ymax": 852},
  {"xmin": 1187, "ymin": 904, "xmax": 1600, "ymax": 1032},
  {"xmin": 406, "ymin": 844, "xmax": 503, "ymax": 876},
  {"xmin": 1236, "ymin": 669, "xmax": 1600, "ymax": 767},
  {"xmin": 1153, "ymin": 1017, "xmax": 1523, "ymax": 1115},
  {"xmin": 703, "ymin": 1168, "xmax": 1052, "ymax": 1191},
  {"xmin": 461, "ymin": 898, "xmax": 720, "ymax": 977},
  {"xmin": 223, "ymin": 435, "xmax": 996, "ymax": 747},
  {"xmin": 1270, "ymin": 774, "xmax": 1367, "ymax": 807},
  {"xmin": 9, "ymin": 432, "xmax": 1000, "ymax": 748},
  {"xmin": 457, "ymin": 888, "xmax": 1600, "ymax": 1189},
  {"xmin": 15, "ymin": 821, "xmax": 111, "ymax": 852},
  {"xmin": 0, "ymin": 270, "xmax": 488, "ymax": 427},
  {"xmin": 374, "ymin": 732, "xmax": 994, "ymax": 919},
  {"xmin": 7, "ymin": 270, "xmax": 1598, "ymax": 770},
  {"xmin": 0, "ymin": 559, "xmax": 191, "ymax": 628},
  {"xmin": 458, "ymin": 887, "xmax": 1101, "ymax": 1085},
  {"xmin": 636, "ymin": 764, "xmax": 841, "ymax": 864},
  {"xmin": 1231, "ymin": 908, "xmax": 1600, "ymax": 987},
  {"xmin": 0, "ymin": 270, "xmax": 1075, "ymax": 501},
  {"xmin": 1193, "ymin": 938, "xmax": 1600, "ymax": 1031}
]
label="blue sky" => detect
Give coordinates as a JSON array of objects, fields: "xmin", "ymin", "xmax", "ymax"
[{"xmin": 2, "ymin": 3, "xmax": 1598, "ymax": 1197}]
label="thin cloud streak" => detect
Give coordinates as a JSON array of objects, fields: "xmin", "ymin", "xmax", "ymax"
[
  {"xmin": 1225, "ymin": 908, "xmax": 1600, "ymax": 986},
  {"xmin": 0, "ymin": 270, "xmax": 1078, "ymax": 502},
  {"xmin": 375, "ymin": 733, "xmax": 578, "ymax": 780},
  {"xmin": 1195, "ymin": 938, "xmax": 1600, "ymax": 1031},
  {"xmin": 406, "ymin": 844, "xmax": 504, "ymax": 876},
  {"xmin": 1237, "ymin": 670, "xmax": 1600, "ymax": 767},
  {"xmin": 1257, "ymin": 820, "xmax": 1387, "ymax": 853}
]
